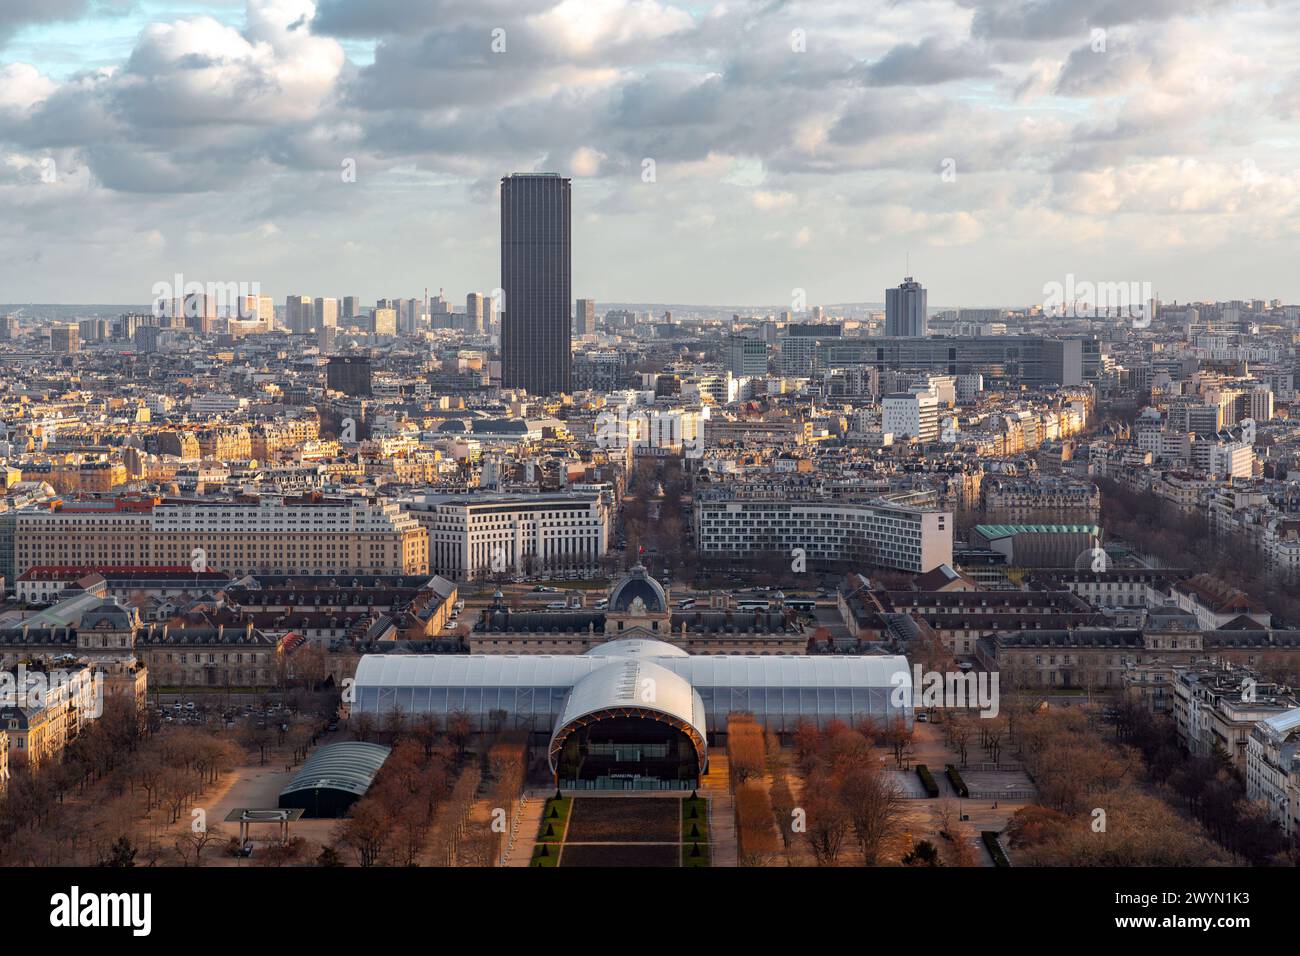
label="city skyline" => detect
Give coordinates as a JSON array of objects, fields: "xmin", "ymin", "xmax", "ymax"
[
  {"xmin": 3, "ymin": 0, "xmax": 1300, "ymax": 899},
  {"xmin": 3, "ymin": 1, "xmax": 1300, "ymax": 305}
]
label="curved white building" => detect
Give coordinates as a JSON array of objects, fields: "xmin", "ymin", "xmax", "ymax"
[{"xmin": 352, "ymin": 570, "xmax": 911, "ymax": 790}]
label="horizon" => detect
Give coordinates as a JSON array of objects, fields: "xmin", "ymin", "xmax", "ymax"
[{"xmin": 3, "ymin": 1, "xmax": 1299, "ymax": 304}]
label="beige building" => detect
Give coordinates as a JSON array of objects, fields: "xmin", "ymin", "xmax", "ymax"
[{"xmin": 14, "ymin": 494, "xmax": 428, "ymax": 577}]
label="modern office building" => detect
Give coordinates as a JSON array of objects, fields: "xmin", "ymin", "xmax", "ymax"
[
  {"xmin": 885, "ymin": 276, "xmax": 928, "ymax": 337},
  {"xmin": 326, "ymin": 356, "xmax": 373, "ymax": 397},
  {"xmin": 727, "ymin": 335, "xmax": 769, "ymax": 378},
  {"xmin": 50, "ymin": 325, "xmax": 79, "ymax": 353},
  {"xmin": 402, "ymin": 492, "xmax": 609, "ymax": 581},
  {"xmin": 370, "ymin": 308, "xmax": 396, "ymax": 336},
  {"xmin": 500, "ymin": 173, "xmax": 572, "ymax": 395},
  {"xmin": 694, "ymin": 491, "xmax": 953, "ymax": 573},
  {"xmin": 313, "ymin": 297, "xmax": 339, "ymax": 332},
  {"xmin": 466, "ymin": 292, "xmax": 486, "ymax": 333},
  {"xmin": 779, "ymin": 323, "xmax": 842, "ymax": 375},
  {"xmin": 882, "ymin": 391, "xmax": 940, "ymax": 442},
  {"xmin": 574, "ymin": 298, "xmax": 595, "ymax": 336},
  {"xmin": 817, "ymin": 335, "xmax": 1083, "ymax": 388},
  {"xmin": 286, "ymin": 295, "xmax": 314, "ymax": 334}
]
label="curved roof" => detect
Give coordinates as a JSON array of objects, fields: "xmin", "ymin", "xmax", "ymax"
[
  {"xmin": 608, "ymin": 564, "xmax": 667, "ymax": 614},
  {"xmin": 1259, "ymin": 707, "xmax": 1300, "ymax": 739},
  {"xmin": 280, "ymin": 741, "xmax": 392, "ymax": 799},
  {"xmin": 547, "ymin": 657, "xmax": 707, "ymax": 774},
  {"xmin": 353, "ymin": 650, "xmax": 911, "ymax": 691},
  {"xmin": 585, "ymin": 638, "xmax": 687, "ymax": 658}
]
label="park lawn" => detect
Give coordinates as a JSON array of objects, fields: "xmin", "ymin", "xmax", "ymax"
[
  {"xmin": 537, "ymin": 796, "xmax": 571, "ymax": 842},
  {"xmin": 681, "ymin": 841, "xmax": 711, "ymax": 867},
  {"xmin": 681, "ymin": 796, "xmax": 709, "ymax": 866},
  {"xmin": 681, "ymin": 797, "xmax": 709, "ymax": 841},
  {"xmin": 530, "ymin": 843, "xmax": 560, "ymax": 867}
]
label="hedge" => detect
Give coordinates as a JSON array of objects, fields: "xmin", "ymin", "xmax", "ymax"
[
  {"xmin": 916, "ymin": 764, "xmax": 940, "ymax": 798},
  {"xmin": 982, "ymin": 831, "xmax": 1010, "ymax": 867},
  {"xmin": 945, "ymin": 764, "xmax": 969, "ymax": 798}
]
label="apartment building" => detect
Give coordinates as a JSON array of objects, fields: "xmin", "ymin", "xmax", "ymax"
[
  {"xmin": 1172, "ymin": 664, "xmax": 1300, "ymax": 772},
  {"xmin": 14, "ymin": 495, "xmax": 428, "ymax": 577},
  {"xmin": 981, "ymin": 477, "xmax": 1101, "ymax": 524},
  {"xmin": 0, "ymin": 663, "xmax": 104, "ymax": 770},
  {"xmin": 1245, "ymin": 708, "xmax": 1300, "ymax": 839},
  {"xmin": 403, "ymin": 492, "xmax": 609, "ymax": 581},
  {"xmin": 694, "ymin": 491, "xmax": 952, "ymax": 573}
]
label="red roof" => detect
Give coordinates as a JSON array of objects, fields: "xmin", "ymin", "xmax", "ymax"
[{"xmin": 19, "ymin": 565, "xmax": 227, "ymax": 581}]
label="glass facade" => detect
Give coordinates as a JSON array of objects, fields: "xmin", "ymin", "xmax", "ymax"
[
  {"xmin": 500, "ymin": 173, "xmax": 571, "ymax": 395},
  {"xmin": 353, "ymin": 653, "xmax": 911, "ymax": 736}
]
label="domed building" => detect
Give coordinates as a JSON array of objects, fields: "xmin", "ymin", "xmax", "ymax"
[
  {"xmin": 472, "ymin": 564, "xmax": 806, "ymax": 655},
  {"xmin": 608, "ymin": 564, "xmax": 668, "ymax": 615},
  {"xmin": 357, "ymin": 565, "xmax": 911, "ymax": 790},
  {"xmin": 354, "ymin": 635, "xmax": 910, "ymax": 791}
]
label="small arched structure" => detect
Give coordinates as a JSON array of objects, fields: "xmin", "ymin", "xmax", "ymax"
[
  {"xmin": 279, "ymin": 741, "xmax": 391, "ymax": 818},
  {"xmin": 548, "ymin": 648, "xmax": 707, "ymax": 789}
]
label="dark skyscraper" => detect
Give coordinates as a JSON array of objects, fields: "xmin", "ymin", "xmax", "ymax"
[
  {"xmin": 885, "ymin": 276, "xmax": 928, "ymax": 337},
  {"xmin": 501, "ymin": 173, "xmax": 571, "ymax": 395},
  {"xmin": 327, "ymin": 355, "xmax": 372, "ymax": 397}
]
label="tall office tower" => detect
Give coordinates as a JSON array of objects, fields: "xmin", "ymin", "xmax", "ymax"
[
  {"xmin": 118, "ymin": 312, "xmax": 152, "ymax": 341},
  {"xmin": 182, "ymin": 293, "xmax": 217, "ymax": 333},
  {"xmin": 466, "ymin": 293, "xmax": 486, "ymax": 333},
  {"xmin": 398, "ymin": 297, "xmax": 422, "ymax": 334},
  {"xmin": 0, "ymin": 314, "xmax": 17, "ymax": 340},
  {"xmin": 575, "ymin": 298, "xmax": 595, "ymax": 336},
  {"xmin": 371, "ymin": 307, "xmax": 397, "ymax": 336},
  {"xmin": 234, "ymin": 295, "xmax": 275, "ymax": 331},
  {"xmin": 885, "ymin": 276, "xmax": 928, "ymax": 337},
  {"xmin": 78, "ymin": 318, "xmax": 109, "ymax": 344},
  {"xmin": 500, "ymin": 172, "xmax": 571, "ymax": 395},
  {"xmin": 50, "ymin": 324, "xmax": 79, "ymax": 353},
  {"xmin": 427, "ymin": 292, "xmax": 452, "ymax": 329},
  {"xmin": 286, "ymin": 295, "xmax": 314, "ymax": 333},
  {"xmin": 327, "ymin": 356, "xmax": 373, "ymax": 397},
  {"xmin": 314, "ymin": 297, "xmax": 339, "ymax": 331},
  {"xmin": 342, "ymin": 296, "xmax": 361, "ymax": 321},
  {"xmin": 318, "ymin": 325, "xmax": 336, "ymax": 352}
]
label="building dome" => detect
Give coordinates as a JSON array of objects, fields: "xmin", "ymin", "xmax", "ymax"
[{"xmin": 608, "ymin": 564, "xmax": 667, "ymax": 614}]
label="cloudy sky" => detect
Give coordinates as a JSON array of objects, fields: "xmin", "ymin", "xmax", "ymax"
[{"xmin": 2, "ymin": 0, "xmax": 1300, "ymax": 308}]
